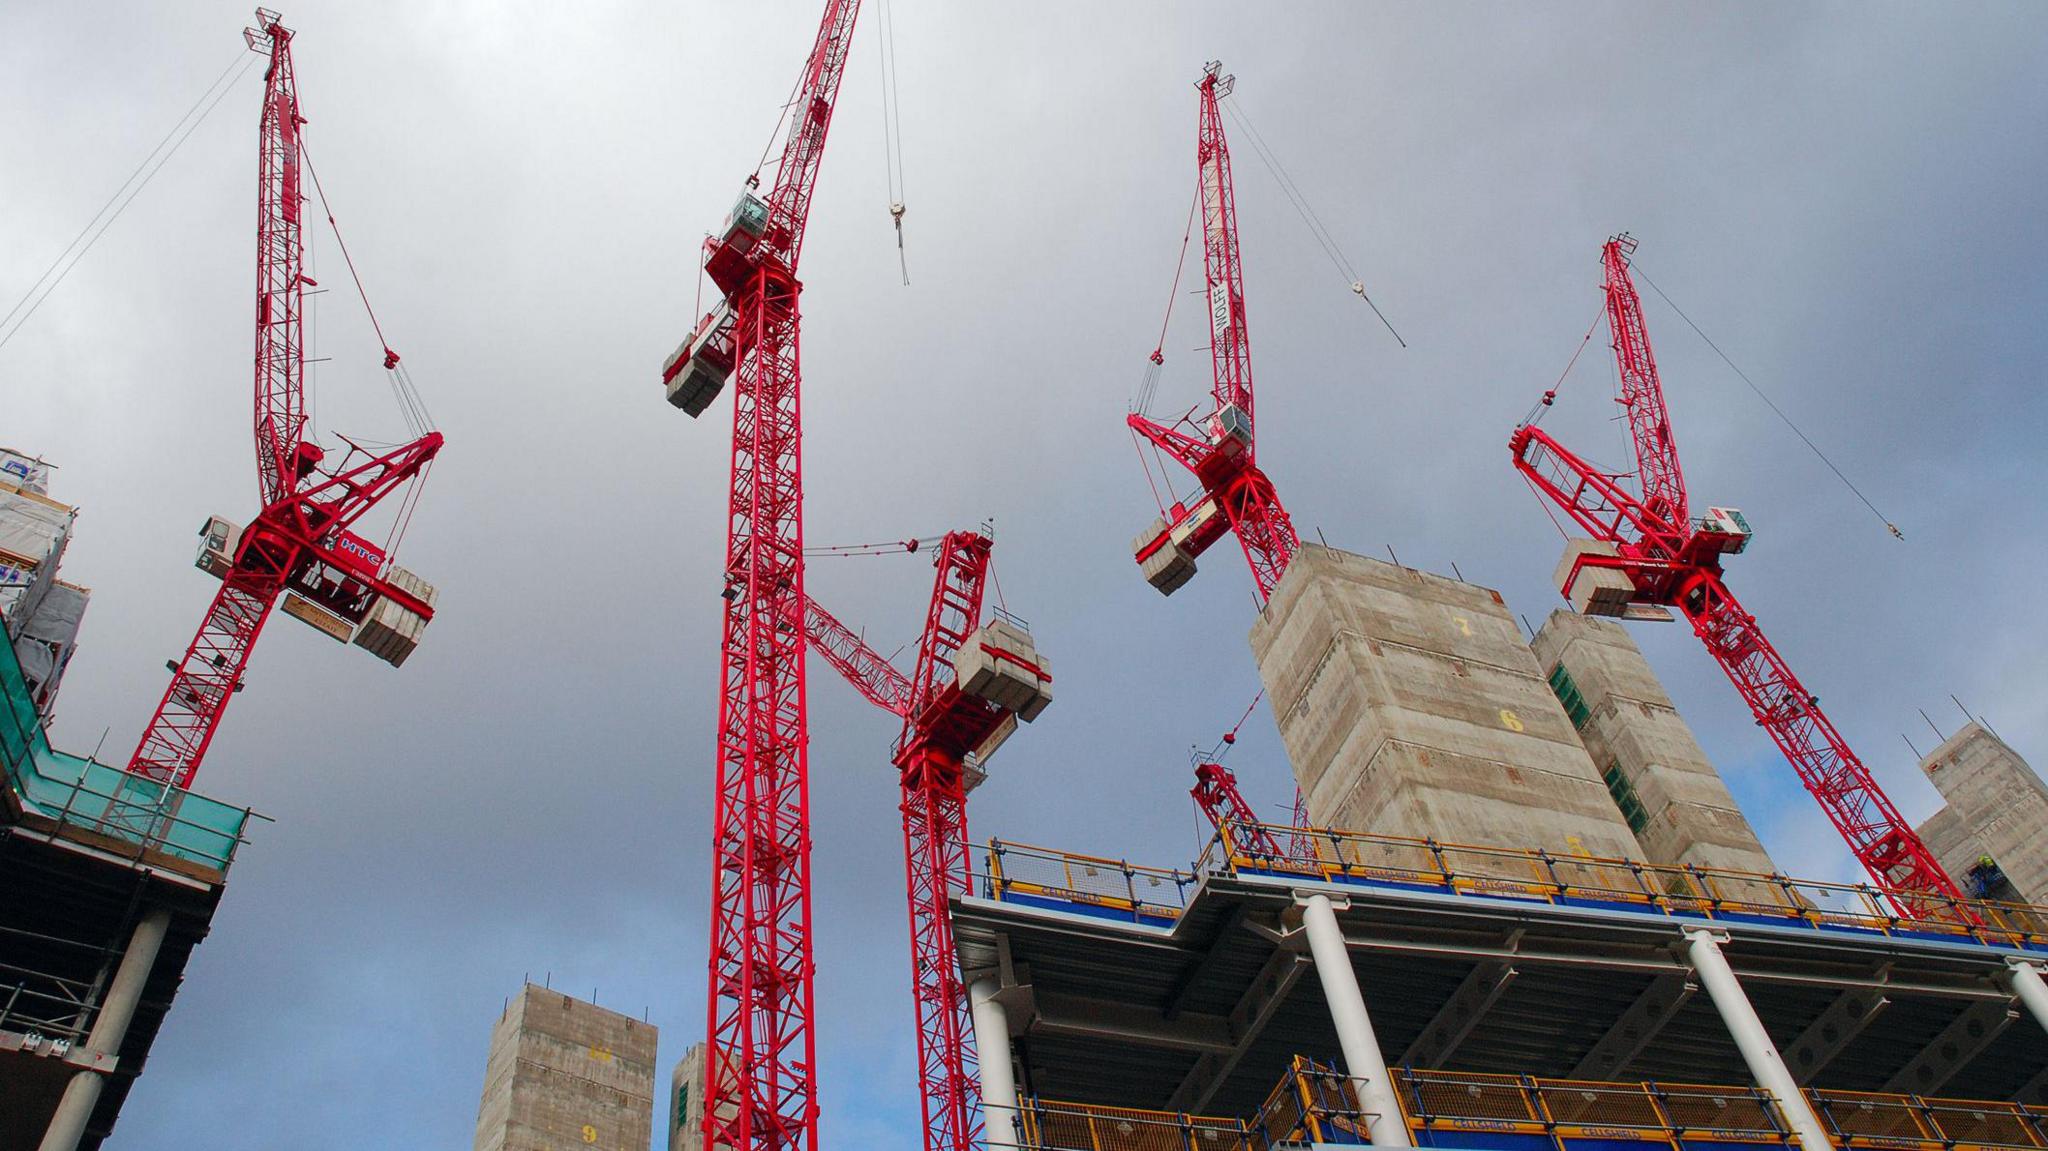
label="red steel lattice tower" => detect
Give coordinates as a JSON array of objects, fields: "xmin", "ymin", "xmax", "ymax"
[
  {"xmin": 1127, "ymin": 63, "xmax": 1301, "ymax": 848},
  {"xmin": 660, "ymin": 3, "xmax": 863, "ymax": 1147},
  {"xmin": 129, "ymin": 7, "xmax": 441, "ymax": 787},
  {"xmin": 801, "ymin": 531, "xmax": 1050, "ymax": 1151},
  {"xmin": 1510, "ymin": 234, "xmax": 1967, "ymax": 917}
]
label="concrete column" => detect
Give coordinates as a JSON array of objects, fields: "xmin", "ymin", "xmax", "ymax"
[
  {"xmin": 38, "ymin": 908, "xmax": 171, "ymax": 1151},
  {"xmin": 2008, "ymin": 959, "xmax": 2048, "ymax": 1036},
  {"xmin": 1682, "ymin": 927, "xmax": 1834, "ymax": 1151},
  {"xmin": 1300, "ymin": 893, "xmax": 1411, "ymax": 1148},
  {"xmin": 970, "ymin": 978, "xmax": 1021, "ymax": 1151}
]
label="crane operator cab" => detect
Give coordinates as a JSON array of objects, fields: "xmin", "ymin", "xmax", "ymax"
[
  {"xmin": 1211, "ymin": 403, "xmax": 1253, "ymax": 462},
  {"xmin": 1695, "ymin": 507, "xmax": 1753, "ymax": 555},
  {"xmin": 702, "ymin": 190, "xmax": 771, "ymax": 298}
]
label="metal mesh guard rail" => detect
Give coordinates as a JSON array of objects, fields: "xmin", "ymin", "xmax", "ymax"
[
  {"xmin": 1810, "ymin": 1089, "xmax": 2048, "ymax": 1150},
  {"xmin": 1209, "ymin": 822, "xmax": 2048, "ymax": 946},
  {"xmin": 974, "ymin": 822, "xmax": 2048, "ymax": 950},
  {"xmin": 0, "ymin": 624, "xmax": 254, "ymax": 870},
  {"xmin": 982, "ymin": 839, "xmax": 1198, "ymax": 920},
  {"xmin": 1014, "ymin": 1061, "xmax": 2048, "ymax": 1151}
]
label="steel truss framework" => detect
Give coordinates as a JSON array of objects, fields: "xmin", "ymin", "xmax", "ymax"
[{"xmin": 1510, "ymin": 235, "xmax": 1965, "ymax": 916}]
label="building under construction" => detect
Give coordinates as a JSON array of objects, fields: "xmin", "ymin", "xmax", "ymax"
[
  {"xmin": 473, "ymin": 984, "xmax": 658, "ymax": 1151},
  {"xmin": 0, "ymin": 449, "xmax": 260, "ymax": 1150},
  {"xmin": 954, "ymin": 547, "xmax": 2048, "ymax": 1151}
]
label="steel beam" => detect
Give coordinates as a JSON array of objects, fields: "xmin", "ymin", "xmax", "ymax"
[
  {"xmin": 1160, "ymin": 905, "xmax": 1247, "ymax": 1021},
  {"xmin": 1569, "ymin": 973, "xmax": 1695, "ymax": 1080},
  {"xmin": 1784, "ymin": 989, "xmax": 1889, "ymax": 1085},
  {"xmin": 1880, "ymin": 998, "xmax": 2016, "ymax": 1095},
  {"xmin": 2017, "ymin": 1064, "xmax": 2048, "ymax": 1108},
  {"xmin": 1168, "ymin": 945, "xmax": 1309, "ymax": 1112},
  {"xmin": 1401, "ymin": 961, "xmax": 1516, "ymax": 1070},
  {"xmin": 1031, "ymin": 991, "xmax": 1233, "ymax": 1052}
]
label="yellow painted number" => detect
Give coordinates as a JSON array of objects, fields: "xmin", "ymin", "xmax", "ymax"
[
  {"xmin": 1453, "ymin": 615, "xmax": 1472, "ymax": 637},
  {"xmin": 587, "ymin": 1044, "xmax": 614, "ymax": 1063},
  {"xmin": 1499, "ymin": 709, "xmax": 1524, "ymax": 732},
  {"xmin": 582, "ymin": 1125, "xmax": 598, "ymax": 1144}
]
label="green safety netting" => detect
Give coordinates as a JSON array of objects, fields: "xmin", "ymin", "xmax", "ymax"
[{"xmin": 0, "ymin": 632, "xmax": 249, "ymax": 870}]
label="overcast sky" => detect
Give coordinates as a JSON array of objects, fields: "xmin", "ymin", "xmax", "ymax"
[{"xmin": 4, "ymin": 2, "xmax": 2047, "ymax": 1147}]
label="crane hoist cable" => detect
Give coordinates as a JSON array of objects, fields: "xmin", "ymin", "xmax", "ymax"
[
  {"xmin": 1520, "ymin": 301, "xmax": 1606, "ymax": 428},
  {"xmin": 1631, "ymin": 262, "xmax": 1904, "ymax": 541},
  {"xmin": 1219, "ymin": 96, "xmax": 1405, "ymax": 347},
  {"xmin": 300, "ymin": 141, "xmax": 437, "ymax": 448},
  {"xmin": 1208, "ymin": 688, "xmax": 1265, "ymax": 761},
  {"xmin": 874, "ymin": 0, "xmax": 909, "ymax": 285},
  {"xmin": 805, "ymin": 536, "xmax": 945, "ymax": 558},
  {"xmin": 0, "ymin": 49, "xmax": 260, "ymax": 356}
]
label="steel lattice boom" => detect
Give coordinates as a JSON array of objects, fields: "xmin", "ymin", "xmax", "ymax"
[
  {"xmin": 128, "ymin": 8, "xmax": 441, "ymax": 787},
  {"xmin": 1126, "ymin": 63, "xmax": 1302, "ymax": 847},
  {"xmin": 664, "ymin": 3, "xmax": 862, "ymax": 1148},
  {"xmin": 1510, "ymin": 234, "xmax": 1966, "ymax": 918},
  {"xmin": 801, "ymin": 532, "xmax": 1050, "ymax": 1151}
]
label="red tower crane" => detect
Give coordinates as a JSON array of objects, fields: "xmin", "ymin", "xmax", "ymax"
[
  {"xmin": 128, "ymin": 8, "xmax": 442, "ymax": 788},
  {"xmin": 1127, "ymin": 63, "xmax": 1301, "ymax": 850},
  {"xmin": 1510, "ymin": 234, "xmax": 1967, "ymax": 918},
  {"xmin": 800, "ymin": 531, "xmax": 1051, "ymax": 1151},
  {"xmin": 657, "ymin": 3, "xmax": 863, "ymax": 1147}
]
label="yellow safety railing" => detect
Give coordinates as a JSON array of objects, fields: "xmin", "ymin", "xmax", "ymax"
[
  {"xmin": 1395, "ymin": 1068, "xmax": 1796, "ymax": 1148},
  {"xmin": 982, "ymin": 839, "xmax": 1197, "ymax": 923},
  {"xmin": 975, "ymin": 821, "xmax": 2048, "ymax": 950},
  {"xmin": 1208, "ymin": 820, "xmax": 2048, "ymax": 949},
  {"xmin": 1013, "ymin": 1097, "xmax": 1259, "ymax": 1151},
  {"xmin": 1014, "ymin": 1061, "xmax": 2048, "ymax": 1151},
  {"xmin": 1808, "ymin": 1088, "xmax": 2048, "ymax": 1150}
]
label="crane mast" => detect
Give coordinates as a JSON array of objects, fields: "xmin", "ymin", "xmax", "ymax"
[
  {"xmin": 663, "ymin": 3, "xmax": 861, "ymax": 1148},
  {"xmin": 800, "ymin": 532, "xmax": 1051, "ymax": 1151},
  {"xmin": 129, "ymin": 8, "xmax": 441, "ymax": 787},
  {"xmin": 1510, "ymin": 235, "xmax": 1967, "ymax": 918},
  {"xmin": 1127, "ymin": 63, "xmax": 1302, "ymax": 847}
]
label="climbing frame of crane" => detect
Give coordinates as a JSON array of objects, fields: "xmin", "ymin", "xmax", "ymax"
[
  {"xmin": 656, "ymin": 2, "xmax": 863, "ymax": 1148},
  {"xmin": 127, "ymin": 8, "xmax": 443, "ymax": 789},
  {"xmin": 799, "ymin": 530, "xmax": 1052, "ymax": 1151},
  {"xmin": 1128, "ymin": 61, "xmax": 1301, "ymax": 605},
  {"xmin": 1509, "ymin": 234, "xmax": 1970, "ymax": 920}
]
